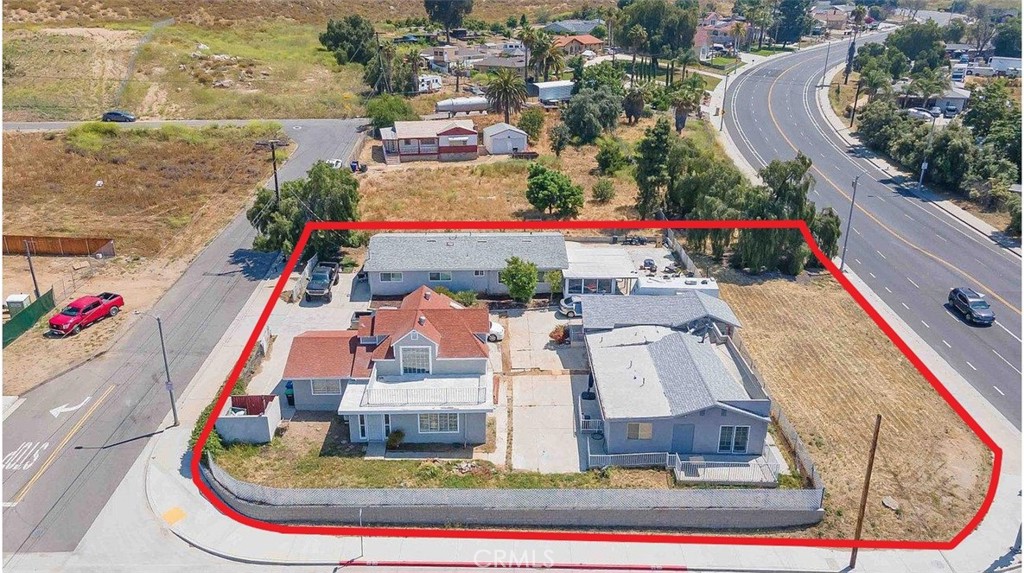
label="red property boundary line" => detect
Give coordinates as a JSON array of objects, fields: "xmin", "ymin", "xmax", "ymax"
[{"xmin": 190, "ymin": 219, "xmax": 1001, "ymax": 551}]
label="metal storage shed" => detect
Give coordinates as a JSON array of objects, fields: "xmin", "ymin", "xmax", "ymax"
[{"xmin": 482, "ymin": 123, "xmax": 528, "ymax": 155}]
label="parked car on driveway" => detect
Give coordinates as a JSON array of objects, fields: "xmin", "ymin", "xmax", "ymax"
[
  {"xmin": 316, "ymin": 261, "xmax": 340, "ymax": 285},
  {"xmin": 305, "ymin": 268, "xmax": 334, "ymax": 302},
  {"xmin": 942, "ymin": 104, "xmax": 959, "ymax": 118},
  {"xmin": 101, "ymin": 110, "xmax": 136, "ymax": 122},
  {"xmin": 928, "ymin": 106, "xmax": 942, "ymax": 117},
  {"xmin": 948, "ymin": 287, "xmax": 995, "ymax": 325},
  {"xmin": 559, "ymin": 295, "xmax": 583, "ymax": 318},
  {"xmin": 49, "ymin": 292, "xmax": 124, "ymax": 335},
  {"xmin": 487, "ymin": 321, "xmax": 505, "ymax": 342},
  {"xmin": 906, "ymin": 107, "xmax": 934, "ymax": 121}
]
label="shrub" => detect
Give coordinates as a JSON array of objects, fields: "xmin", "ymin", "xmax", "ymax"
[
  {"xmin": 592, "ymin": 178, "xmax": 616, "ymax": 203},
  {"xmin": 546, "ymin": 270, "xmax": 563, "ymax": 295},
  {"xmin": 65, "ymin": 121, "xmax": 119, "ymax": 153},
  {"xmin": 452, "ymin": 290, "xmax": 478, "ymax": 307},
  {"xmin": 1007, "ymin": 194, "xmax": 1021, "ymax": 236},
  {"xmin": 595, "ymin": 136, "xmax": 630, "ymax": 174},
  {"xmin": 387, "ymin": 429, "xmax": 405, "ymax": 449},
  {"xmin": 517, "ymin": 107, "xmax": 545, "ymax": 142}
]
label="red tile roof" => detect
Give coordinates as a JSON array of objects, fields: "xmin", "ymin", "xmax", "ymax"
[{"xmin": 553, "ymin": 34, "xmax": 604, "ymax": 48}]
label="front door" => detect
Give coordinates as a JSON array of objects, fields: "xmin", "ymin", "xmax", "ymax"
[{"xmin": 671, "ymin": 424, "xmax": 694, "ymax": 453}]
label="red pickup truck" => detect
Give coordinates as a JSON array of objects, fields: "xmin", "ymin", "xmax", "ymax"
[{"xmin": 48, "ymin": 292, "xmax": 124, "ymax": 336}]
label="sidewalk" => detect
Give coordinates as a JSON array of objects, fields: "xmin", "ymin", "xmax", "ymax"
[
  {"xmin": 813, "ymin": 62, "xmax": 1022, "ymax": 257},
  {"xmin": 136, "ymin": 242, "xmax": 1021, "ymax": 570}
]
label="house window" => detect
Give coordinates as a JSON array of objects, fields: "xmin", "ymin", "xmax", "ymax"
[
  {"xmin": 311, "ymin": 379, "xmax": 342, "ymax": 395},
  {"xmin": 474, "ymin": 270, "xmax": 486, "ymax": 277},
  {"xmin": 448, "ymin": 136, "xmax": 469, "ymax": 144},
  {"xmin": 383, "ymin": 414, "xmax": 392, "ymax": 436},
  {"xmin": 567, "ymin": 279, "xmax": 583, "ymax": 294},
  {"xmin": 419, "ymin": 413, "xmax": 459, "ymax": 433},
  {"xmin": 626, "ymin": 423, "xmax": 653, "ymax": 440},
  {"xmin": 401, "ymin": 347, "xmax": 431, "ymax": 374},
  {"xmin": 380, "ymin": 272, "xmax": 403, "ymax": 282},
  {"xmin": 358, "ymin": 415, "xmax": 367, "ymax": 440},
  {"xmin": 718, "ymin": 425, "xmax": 750, "ymax": 453},
  {"xmin": 429, "ymin": 271, "xmax": 453, "ymax": 281}
]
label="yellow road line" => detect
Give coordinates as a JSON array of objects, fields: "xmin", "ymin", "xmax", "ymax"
[
  {"xmin": 12, "ymin": 384, "xmax": 116, "ymax": 504},
  {"xmin": 765, "ymin": 62, "xmax": 1021, "ymax": 315}
]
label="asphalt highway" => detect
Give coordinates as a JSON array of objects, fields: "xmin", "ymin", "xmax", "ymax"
[
  {"xmin": 725, "ymin": 39, "xmax": 1023, "ymax": 428},
  {"xmin": 1, "ymin": 118, "xmax": 365, "ymax": 556}
]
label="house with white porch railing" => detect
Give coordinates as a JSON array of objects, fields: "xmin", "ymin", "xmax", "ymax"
[
  {"xmin": 281, "ymin": 286, "xmax": 493, "ymax": 446},
  {"xmin": 577, "ymin": 293, "xmax": 785, "ymax": 486}
]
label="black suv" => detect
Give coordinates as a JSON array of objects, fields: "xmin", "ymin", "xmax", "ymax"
[
  {"xmin": 305, "ymin": 267, "xmax": 334, "ymax": 302},
  {"xmin": 948, "ymin": 287, "xmax": 995, "ymax": 325}
]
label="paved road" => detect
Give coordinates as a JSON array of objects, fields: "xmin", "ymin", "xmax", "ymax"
[
  {"xmin": 1, "ymin": 118, "xmax": 365, "ymax": 557},
  {"xmin": 726, "ymin": 40, "xmax": 1023, "ymax": 428}
]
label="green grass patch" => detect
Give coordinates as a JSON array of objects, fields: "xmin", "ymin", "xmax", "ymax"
[
  {"xmin": 65, "ymin": 122, "xmax": 121, "ymax": 153},
  {"xmin": 748, "ymin": 46, "xmax": 796, "ymax": 56}
]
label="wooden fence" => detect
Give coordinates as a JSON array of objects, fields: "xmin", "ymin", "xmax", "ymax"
[{"xmin": 4, "ymin": 235, "xmax": 116, "ymax": 257}]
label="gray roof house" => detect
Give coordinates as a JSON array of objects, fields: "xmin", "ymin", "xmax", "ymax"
[
  {"xmin": 543, "ymin": 19, "xmax": 604, "ymax": 35},
  {"xmin": 364, "ymin": 232, "xmax": 569, "ymax": 297},
  {"xmin": 578, "ymin": 293, "xmax": 780, "ymax": 485}
]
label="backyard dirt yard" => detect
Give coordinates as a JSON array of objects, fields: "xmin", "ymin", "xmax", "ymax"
[
  {"xmin": 718, "ymin": 274, "xmax": 991, "ymax": 542},
  {"xmin": 1, "ymin": 122, "xmax": 280, "ymax": 395}
]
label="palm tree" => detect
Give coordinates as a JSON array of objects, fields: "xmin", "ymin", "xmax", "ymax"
[
  {"xmin": 517, "ymin": 26, "xmax": 539, "ymax": 83},
  {"xmin": 531, "ymin": 35, "xmax": 564, "ymax": 81},
  {"xmin": 733, "ymin": 21, "xmax": 748, "ymax": 52},
  {"xmin": 910, "ymin": 68, "xmax": 948, "ymax": 108},
  {"xmin": 676, "ymin": 48, "xmax": 698, "ymax": 81},
  {"xmin": 623, "ymin": 85, "xmax": 646, "ymax": 125},
  {"xmin": 670, "ymin": 73, "xmax": 707, "ymax": 132},
  {"xmin": 859, "ymin": 65, "xmax": 891, "ymax": 102},
  {"xmin": 897, "ymin": 81, "xmax": 917, "ymax": 109},
  {"xmin": 626, "ymin": 24, "xmax": 648, "ymax": 88},
  {"xmin": 485, "ymin": 68, "xmax": 528, "ymax": 124}
]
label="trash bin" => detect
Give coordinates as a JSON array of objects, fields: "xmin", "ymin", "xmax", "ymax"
[
  {"xmin": 285, "ymin": 381, "xmax": 295, "ymax": 407},
  {"xmin": 350, "ymin": 161, "xmax": 359, "ymax": 172}
]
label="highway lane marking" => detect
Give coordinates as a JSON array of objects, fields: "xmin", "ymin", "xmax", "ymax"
[
  {"xmin": 2, "ymin": 502, "xmax": 17, "ymax": 508},
  {"xmin": 884, "ymin": 286, "xmax": 892, "ymax": 293},
  {"xmin": 854, "ymin": 258, "xmax": 862, "ymax": 265},
  {"xmin": 876, "ymin": 196, "xmax": 886, "ymax": 203},
  {"xmin": 935, "ymin": 233, "xmax": 948, "ymax": 242},
  {"xmin": 907, "ymin": 277, "xmax": 920, "ymax": 288},
  {"xmin": 869, "ymin": 272, "xmax": 876, "ymax": 278},
  {"xmin": 903, "ymin": 212, "xmax": 912, "ymax": 219},
  {"xmin": 994, "ymin": 386, "xmax": 1005, "ymax": 396},
  {"xmin": 966, "ymin": 361, "xmax": 977, "ymax": 371},
  {"xmin": 992, "ymin": 349, "xmax": 1022, "ymax": 375},
  {"xmin": 11, "ymin": 384, "xmax": 116, "ymax": 504},
  {"xmin": 767, "ymin": 63, "xmax": 1022, "ymax": 317},
  {"xmin": 876, "ymin": 250, "xmax": 887, "ymax": 259},
  {"xmin": 2, "ymin": 442, "xmax": 50, "ymax": 471},
  {"xmin": 942, "ymin": 340, "xmax": 951, "ymax": 348},
  {"xmin": 995, "ymin": 321, "xmax": 1022, "ymax": 342},
  {"xmin": 852, "ymin": 227, "xmax": 860, "ymax": 235},
  {"xmin": 901, "ymin": 302, "xmax": 909, "ymax": 309},
  {"xmin": 921, "ymin": 320, "xmax": 930, "ymax": 328}
]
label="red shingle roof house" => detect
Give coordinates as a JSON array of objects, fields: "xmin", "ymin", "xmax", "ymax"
[
  {"xmin": 380, "ymin": 119, "xmax": 479, "ymax": 165},
  {"xmin": 282, "ymin": 287, "xmax": 494, "ymax": 445},
  {"xmin": 553, "ymin": 34, "xmax": 605, "ymax": 56}
]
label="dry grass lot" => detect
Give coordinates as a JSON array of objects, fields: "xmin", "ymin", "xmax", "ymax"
[
  {"xmin": 719, "ymin": 274, "xmax": 991, "ymax": 542},
  {"xmin": 2, "ymin": 122, "xmax": 280, "ymax": 395}
]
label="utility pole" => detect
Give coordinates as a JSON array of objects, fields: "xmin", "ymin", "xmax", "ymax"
[
  {"xmin": 720, "ymin": 71, "xmax": 730, "ymax": 132},
  {"xmin": 257, "ymin": 140, "xmax": 282, "ymax": 203},
  {"xmin": 849, "ymin": 80, "xmax": 862, "ymax": 128},
  {"xmin": 917, "ymin": 115, "xmax": 938, "ymax": 193},
  {"xmin": 24, "ymin": 240, "xmax": 40, "ymax": 299},
  {"xmin": 156, "ymin": 317, "xmax": 180, "ymax": 427},
  {"xmin": 821, "ymin": 38, "xmax": 833, "ymax": 87},
  {"xmin": 850, "ymin": 414, "xmax": 882, "ymax": 570},
  {"xmin": 840, "ymin": 175, "xmax": 859, "ymax": 272}
]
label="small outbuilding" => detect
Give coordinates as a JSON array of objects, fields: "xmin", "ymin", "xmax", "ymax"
[{"xmin": 482, "ymin": 123, "xmax": 528, "ymax": 155}]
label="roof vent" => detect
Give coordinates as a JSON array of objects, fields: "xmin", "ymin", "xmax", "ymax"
[
  {"xmin": 424, "ymin": 291, "xmax": 431, "ymax": 300},
  {"xmin": 418, "ymin": 315, "xmax": 426, "ymax": 325}
]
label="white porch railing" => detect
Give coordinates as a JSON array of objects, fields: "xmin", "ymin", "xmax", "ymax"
[
  {"xmin": 362, "ymin": 385, "xmax": 486, "ymax": 407},
  {"xmin": 671, "ymin": 456, "xmax": 781, "ymax": 484},
  {"xmin": 588, "ymin": 451, "xmax": 668, "ymax": 468},
  {"xmin": 577, "ymin": 394, "xmax": 603, "ymax": 433}
]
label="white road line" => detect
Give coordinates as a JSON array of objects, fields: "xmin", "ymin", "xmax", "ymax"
[
  {"xmin": 942, "ymin": 340, "xmax": 951, "ymax": 348},
  {"xmin": 901, "ymin": 302, "xmax": 909, "ymax": 309},
  {"xmin": 2, "ymin": 502, "xmax": 16, "ymax": 508},
  {"xmin": 921, "ymin": 320, "xmax": 929, "ymax": 328},
  {"xmin": 876, "ymin": 250, "xmax": 887, "ymax": 259},
  {"xmin": 903, "ymin": 213, "xmax": 913, "ymax": 220},
  {"xmin": 869, "ymin": 272, "xmax": 876, "ymax": 279},
  {"xmin": 966, "ymin": 361, "xmax": 977, "ymax": 371},
  {"xmin": 884, "ymin": 286, "xmax": 892, "ymax": 293},
  {"xmin": 934, "ymin": 233, "xmax": 948, "ymax": 242},
  {"xmin": 852, "ymin": 227, "xmax": 861, "ymax": 235},
  {"xmin": 854, "ymin": 258, "xmax": 862, "ymax": 265},
  {"xmin": 995, "ymin": 321, "xmax": 1022, "ymax": 342},
  {"xmin": 877, "ymin": 196, "xmax": 886, "ymax": 202},
  {"xmin": 994, "ymin": 386, "xmax": 1005, "ymax": 396},
  {"xmin": 907, "ymin": 277, "xmax": 920, "ymax": 288},
  {"xmin": 992, "ymin": 349, "xmax": 1022, "ymax": 375}
]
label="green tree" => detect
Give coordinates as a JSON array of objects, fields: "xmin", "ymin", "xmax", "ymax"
[
  {"xmin": 1007, "ymin": 195, "xmax": 1021, "ymax": 236},
  {"xmin": 633, "ymin": 117, "xmax": 673, "ymax": 218},
  {"xmin": 626, "ymin": 24, "xmax": 648, "ymax": 88},
  {"xmin": 675, "ymin": 48, "xmax": 698, "ymax": 79},
  {"xmin": 943, "ymin": 18, "xmax": 968, "ymax": 43},
  {"xmin": 810, "ymin": 207, "xmax": 841, "ymax": 262},
  {"xmin": 623, "ymin": 85, "xmax": 646, "ymax": 124},
  {"xmin": 531, "ymin": 33, "xmax": 565, "ymax": 81},
  {"xmin": 516, "ymin": 107, "xmax": 545, "ymax": 142},
  {"xmin": 616, "ymin": 0, "xmax": 699, "ymax": 78},
  {"xmin": 993, "ymin": 17, "xmax": 1022, "ymax": 57},
  {"xmin": 562, "ymin": 85, "xmax": 623, "ymax": 144},
  {"xmin": 580, "ymin": 61, "xmax": 626, "ymax": 95},
  {"xmin": 517, "ymin": 25, "xmax": 541, "ymax": 82},
  {"xmin": 885, "ymin": 21, "xmax": 945, "ymax": 68},
  {"xmin": 593, "ymin": 178, "xmax": 616, "ymax": 203},
  {"xmin": 596, "ymin": 135, "xmax": 631, "ymax": 174},
  {"xmin": 500, "ymin": 256, "xmax": 539, "ymax": 302},
  {"xmin": 364, "ymin": 42, "xmax": 419, "ymax": 95},
  {"xmin": 567, "ymin": 55, "xmax": 586, "ymax": 92},
  {"xmin": 485, "ymin": 68, "xmax": 528, "ymax": 123},
  {"xmin": 424, "ymin": 0, "xmax": 474, "ymax": 44},
  {"xmin": 548, "ymin": 123, "xmax": 571, "ymax": 156},
  {"xmin": 247, "ymin": 161, "xmax": 360, "ymax": 259},
  {"xmin": 967, "ymin": 4, "xmax": 996, "ymax": 54},
  {"xmin": 525, "ymin": 163, "xmax": 584, "ymax": 218},
  {"xmin": 963, "ymin": 79, "xmax": 1018, "ymax": 138},
  {"xmin": 366, "ymin": 94, "xmax": 418, "ymax": 134},
  {"xmin": 320, "ymin": 16, "xmax": 376, "ymax": 65},
  {"xmin": 670, "ymin": 73, "xmax": 705, "ymax": 131},
  {"xmin": 777, "ymin": 0, "xmax": 811, "ymax": 47}
]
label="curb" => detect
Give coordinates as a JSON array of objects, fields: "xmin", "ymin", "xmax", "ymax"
[{"xmin": 814, "ymin": 63, "xmax": 1022, "ymax": 257}]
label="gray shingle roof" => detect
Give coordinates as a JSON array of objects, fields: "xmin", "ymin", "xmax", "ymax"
[
  {"xmin": 364, "ymin": 232, "xmax": 569, "ymax": 272},
  {"xmin": 650, "ymin": 332, "xmax": 750, "ymax": 416},
  {"xmin": 543, "ymin": 19, "xmax": 604, "ymax": 34},
  {"xmin": 580, "ymin": 291, "xmax": 741, "ymax": 331}
]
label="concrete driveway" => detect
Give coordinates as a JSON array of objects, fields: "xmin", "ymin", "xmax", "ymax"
[
  {"xmin": 507, "ymin": 309, "xmax": 586, "ymax": 372},
  {"xmin": 511, "ymin": 374, "xmax": 589, "ymax": 473}
]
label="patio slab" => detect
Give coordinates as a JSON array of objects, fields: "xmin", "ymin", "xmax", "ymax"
[
  {"xmin": 511, "ymin": 374, "xmax": 589, "ymax": 473},
  {"xmin": 507, "ymin": 309, "xmax": 586, "ymax": 372}
]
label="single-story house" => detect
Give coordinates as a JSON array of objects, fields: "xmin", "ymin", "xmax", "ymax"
[
  {"xmin": 578, "ymin": 294, "xmax": 772, "ymax": 464},
  {"xmin": 694, "ymin": 27, "xmax": 713, "ymax": 61},
  {"xmin": 812, "ymin": 8, "xmax": 848, "ymax": 30},
  {"xmin": 553, "ymin": 34, "xmax": 605, "ymax": 56},
  {"xmin": 543, "ymin": 19, "xmax": 604, "ymax": 35},
  {"xmin": 562, "ymin": 242, "xmax": 719, "ymax": 297},
  {"xmin": 281, "ymin": 286, "xmax": 494, "ymax": 445},
  {"xmin": 363, "ymin": 232, "xmax": 569, "ymax": 297},
  {"xmin": 380, "ymin": 119, "xmax": 479, "ymax": 165},
  {"xmin": 933, "ymin": 86, "xmax": 971, "ymax": 112},
  {"xmin": 482, "ymin": 123, "xmax": 528, "ymax": 155},
  {"xmin": 473, "ymin": 55, "xmax": 526, "ymax": 73}
]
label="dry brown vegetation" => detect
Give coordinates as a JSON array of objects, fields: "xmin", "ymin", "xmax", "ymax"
[{"xmin": 719, "ymin": 274, "xmax": 991, "ymax": 541}]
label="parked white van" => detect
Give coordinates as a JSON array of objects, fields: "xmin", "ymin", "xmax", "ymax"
[{"xmin": 964, "ymin": 66, "xmax": 996, "ymax": 77}]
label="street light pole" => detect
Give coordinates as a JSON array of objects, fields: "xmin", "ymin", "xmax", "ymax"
[
  {"xmin": 156, "ymin": 317, "xmax": 179, "ymax": 427},
  {"xmin": 917, "ymin": 115, "xmax": 938, "ymax": 193},
  {"xmin": 821, "ymin": 38, "xmax": 832, "ymax": 87},
  {"xmin": 840, "ymin": 175, "xmax": 860, "ymax": 273},
  {"xmin": 720, "ymin": 71, "xmax": 730, "ymax": 132},
  {"xmin": 24, "ymin": 240, "xmax": 41, "ymax": 299}
]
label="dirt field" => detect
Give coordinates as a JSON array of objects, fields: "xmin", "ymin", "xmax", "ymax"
[
  {"xmin": 1, "ymin": 123, "xmax": 280, "ymax": 395},
  {"xmin": 718, "ymin": 273, "xmax": 991, "ymax": 541}
]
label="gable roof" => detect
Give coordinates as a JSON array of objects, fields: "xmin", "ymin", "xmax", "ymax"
[
  {"xmin": 580, "ymin": 290, "xmax": 742, "ymax": 331},
  {"xmin": 553, "ymin": 34, "xmax": 604, "ymax": 48},
  {"xmin": 475, "ymin": 55, "xmax": 526, "ymax": 68},
  {"xmin": 543, "ymin": 19, "xmax": 604, "ymax": 34},
  {"xmin": 283, "ymin": 331, "xmax": 360, "ymax": 379},
  {"xmin": 364, "ymin": 232, "xmax": 569, "ymax": 272},
  {"xmin": 386, "ymin": 119, "xmax": 475, "ymax": 140},
  {"xmin": 483, "ymin": 122, "xmax": 527, "ymax": 137}
]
